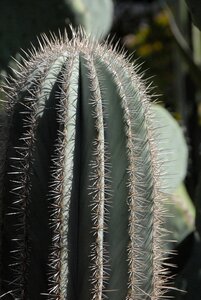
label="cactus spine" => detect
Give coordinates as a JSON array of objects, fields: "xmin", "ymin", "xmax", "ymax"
[{"xmin": 0, "ymin": 30, "xmax": 169, "ymax": 299}]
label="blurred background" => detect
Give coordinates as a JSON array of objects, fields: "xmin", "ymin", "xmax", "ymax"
[{"xmin": 1, "ymin": 0, "xmax": 201, "ymax": 298}]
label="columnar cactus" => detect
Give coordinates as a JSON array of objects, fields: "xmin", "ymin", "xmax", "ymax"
[{"xmin": 0, "ymin": 30, "xmax": 170, "ymax": 299}]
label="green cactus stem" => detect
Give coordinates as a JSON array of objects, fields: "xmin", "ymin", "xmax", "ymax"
[{"xmin": 0, "ymin": 29, "xmax": 171, "ymax": 299}]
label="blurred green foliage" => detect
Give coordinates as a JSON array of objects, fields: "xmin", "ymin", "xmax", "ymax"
[{"xmin": 123, "ymin": 8, "xmax": 178, "ymax": 109}]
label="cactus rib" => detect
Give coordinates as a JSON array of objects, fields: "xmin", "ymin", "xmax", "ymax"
[
  {"xmin": 47, "ymin": 52, "xmax": 79, "ymax": 298},
  {"xmin": 84, "ymin": 53, "xmax": 107, "ymax": 299}
]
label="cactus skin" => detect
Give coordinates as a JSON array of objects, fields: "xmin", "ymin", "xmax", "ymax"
[{"xmin": 0, "ymin": 30, "xmax": 170, "ymax": 299}]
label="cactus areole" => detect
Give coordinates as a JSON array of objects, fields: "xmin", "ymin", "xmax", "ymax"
[{"xmin": 0, "ymin": 29, "xmax": 170, "ymax": 299}]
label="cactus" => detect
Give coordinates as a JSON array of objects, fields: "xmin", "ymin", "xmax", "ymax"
[{"xmin": 0, "ymin": 30, "xmax": 171, "ymax": 299}]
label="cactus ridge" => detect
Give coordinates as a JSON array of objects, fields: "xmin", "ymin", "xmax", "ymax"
[
  {"xmin": 95, "ymin": 46, "xmax": 171, "ymax": 298},
  {"xmin": 1, "ymin": 49, "xmax": 67, "ymax": 298},
  {"xmin": 0, "ymin": 29, "xmax": 171, "ymax": 299},
  {"xmin": 84, "ymin": 54, "xmax": 112, "ymax": 300},
  {"xmin": 4, "ymin": 69, "xmax": 48, "ymax": 298},
  {"xmin": 46, "ymin": 53, "xmax": 79, "ymax": 299}
]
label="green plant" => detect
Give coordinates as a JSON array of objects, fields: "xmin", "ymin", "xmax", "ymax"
[{"xmin": 0, "ymin": 29, "xmax": 176, "ymax": 299}]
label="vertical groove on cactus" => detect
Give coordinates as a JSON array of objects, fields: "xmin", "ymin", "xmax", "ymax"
[
  {"xmin": 122, "ymin": 59, "xmax": 168, "ymax": 299},
  {"xmin": 84, "ymin": 53, "xmax": 107, "ymax": 299},
  {"xmin": 95, "ymin": 48, "xmax": 168, "ymax": 299},
  {"xmin": 47, "ymin": 53, "xmax": 79, "ymax": 298},
  {"xmin": 2, "ymin": 50, "xmax": 66, "ymax": 297},
  {"xmin": 0, "ymin": 29, "xmax": 171, "ymax": 299},
  {"xmin": 4, "ymin": 76, "xmax": 42, "ymax": 298}
]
